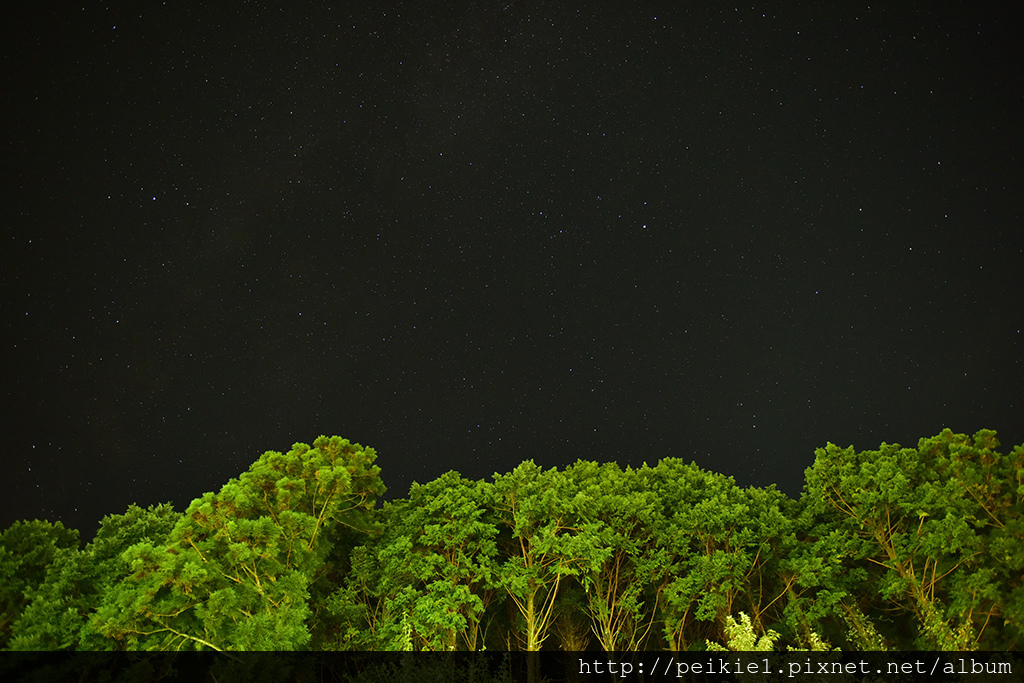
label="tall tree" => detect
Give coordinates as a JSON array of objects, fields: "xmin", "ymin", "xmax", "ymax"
[
  {"xmin": 640, "ymin": 459, "xmax": 788, "ymax": 650},
  {"xmin": 0, "ymin": 520, "xmax": 79, "ymax": 649},
  {"xmin": 88, "ymin": 436, "xmax": 384, "ymax": 650},
  {"xmin": 9, "ymin": 503, "xmax": 181, "ymax": 650},
  {"xmin": 324, "ymin": 471, "xmax": 498, "ymax": 650},
  {"xmin": 561, "ymin": 460, "xmax": 662, "ymax": 651},
  {"xmin": 917, "ymin": 430, "xmax": 1024, "ymax": 648},
  {"xmin": 486, "ymin": 461, "xmax": 591, "ymax": 652},
  {"xmin": 778, "ymin": 491, "xmax": 883, "ymax": 650},
  {"xmin": 801, "ymin": 429, "xmax": 1023, "ymax": 649}
]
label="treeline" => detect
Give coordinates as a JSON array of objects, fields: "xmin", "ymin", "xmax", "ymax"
[{"xmin": 1, "ymin": 430, "xmax": 1021, "ymax": 651}]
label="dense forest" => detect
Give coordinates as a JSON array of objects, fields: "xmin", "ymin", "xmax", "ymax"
[{"xmin": 1, "ymin": 429, "xmax": 1021, "ymax": 652}]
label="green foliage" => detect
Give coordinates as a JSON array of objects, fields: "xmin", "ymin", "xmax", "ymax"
[
  {"xmin": 0, "ymin": 519, "xmax": 79, "ymax": 649},
  {"xmin": 487, "ymin": 461, "xmax": 593, "ymax": 651},
  {"xmin": 87, "ymin": 436, "xmax": 385, "ymax": 650},
  {"xmin": 705, "ymin": 612, "xmax": 781, "ymax": 651},
  {"xmin": 638, "ymin": 460, "xmax": 793, "ymax": 650},
  {"xmin": 561, "ymin": 460, "xmax": 663, "ymax": 651},
  {"xmin": 9, "ymin": 503, "xmax": 181, "ymax": 650},
  {"xmin": 328, "ymin": 471, "xmax": 497, "ymax": 650},
  {"xmin": 2, "ymin": 428, "xmax": 1020, "ymax": 651},
  {"xmin": 799, "ymin": 428, "xmax": 1023, "ymax": 649}
]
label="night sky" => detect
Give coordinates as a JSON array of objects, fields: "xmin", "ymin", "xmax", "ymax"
[{"xmin": 3, "ymin": 3, "xmax": 1022, "ymax": 539}]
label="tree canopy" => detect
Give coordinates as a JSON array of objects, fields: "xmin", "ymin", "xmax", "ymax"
[{"xmin": 2, "ymin": 429, "xmax": 1020, "ymax": 651}]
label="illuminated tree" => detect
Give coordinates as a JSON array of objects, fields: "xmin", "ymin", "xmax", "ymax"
[
  {"xmin": 88, "ymin": 436, "xmax": 384, "ymax": 650},
  {"xmin": 325, "ymin": 471, "xmax": 497, "ymax": 650},
  {"xmin": 801, "ymin": 429, "xmax": 1024, "ymax": 649},
  {"xmin": 9, "ymin": 503, "xmax": 180, "ymax": 650},
  {"xmin": 0, "ymin": 520, "xmax": 79, "ymax": 649}
]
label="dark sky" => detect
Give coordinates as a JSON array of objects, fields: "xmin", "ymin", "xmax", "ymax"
[{"xmin": 3, "ymin": 3, "xmax": 1022, "ymax": 539}]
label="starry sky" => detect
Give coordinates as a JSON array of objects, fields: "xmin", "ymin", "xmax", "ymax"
[{"xmin": 3, "ymin": 2, "xmax": 1022, "ymax": 539}]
